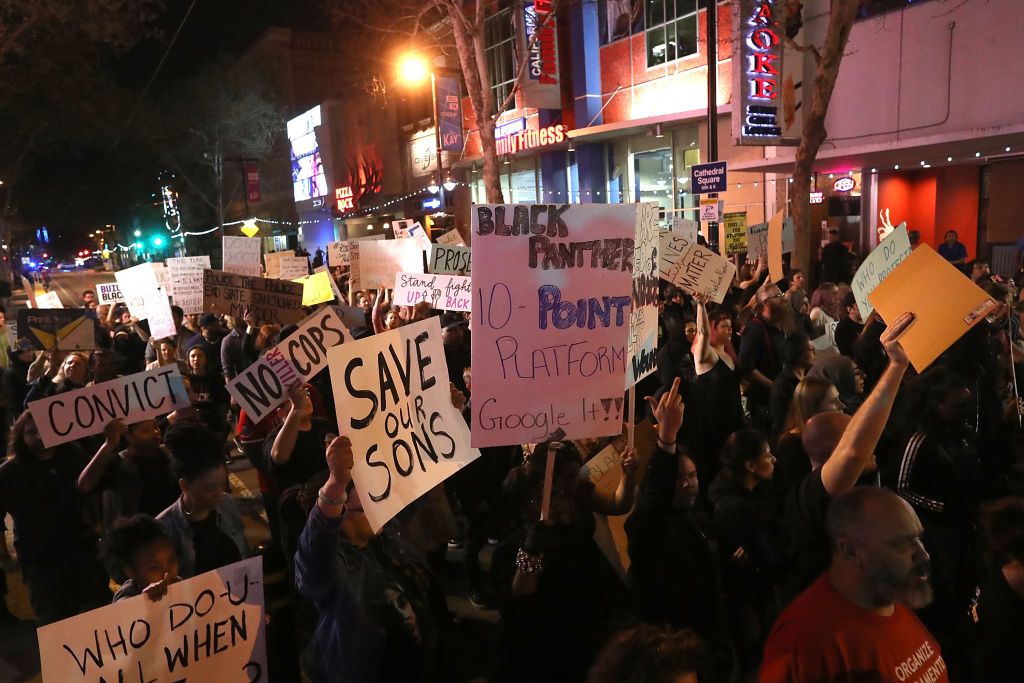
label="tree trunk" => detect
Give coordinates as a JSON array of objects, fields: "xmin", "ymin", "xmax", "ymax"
[
  {"xmin": 449, "ymin": 6, "xmax": 504, "ymax": 203},
  {"xmin": 789, "ymin": 0, "xmax": 860, "ymax": 282}
]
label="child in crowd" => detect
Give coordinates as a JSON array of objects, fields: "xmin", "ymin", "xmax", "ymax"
[{"xmin": 99, "ymin": 513, "xmax": 181, "ymax": 603}]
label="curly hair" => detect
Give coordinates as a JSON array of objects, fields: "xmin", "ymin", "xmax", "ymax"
[
  {"xmin": 99, "ymin": 514, "xmax": 172, "ymax": 582},
  {"xmin": 587, "ymin": 624, "xmax": 710, "ymax": 683}
]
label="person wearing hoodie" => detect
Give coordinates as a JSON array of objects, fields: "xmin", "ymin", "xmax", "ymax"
[
  {"xmin": 656, "ymin": 304, "xmax": 697, "ymax": 397},
  {"xmin": 707, "ymin": 430, "xmax": 783, "ymax": 677},
  {"xmin": 809, "ymin": 353, "xmax": 864, "ymax": 414}
]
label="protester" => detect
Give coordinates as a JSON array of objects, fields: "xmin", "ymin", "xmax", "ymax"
[
  {"xmin": 807, "ymin": 353, "xmax": 863, "ymax": 414},
  {"xmin": 146, "ymin": 337, "xmax": 188, "ymax": 375},
  {"xmin": 99, "ymin": 513, "xmax": 180, "ymax": 602},
  {"xmin": 833, "ymin": 291, "xmax": 864, "ymax": 358},
  {"xmin": 185, "ymin": 344, "xmax": 230, "ymax": 444},
  {"xmin": 762, "ymin": 487, "xmax": 948, "ymax": 682},
  {"xmin": 820, "ymin": 227, "xmax": 852, "ymax": 284},
  {"xmin": 769, "ymin": 332, "xmax": 814, "ymax": 435},
  {"xmin": 23, "ymin": 350, "xmax": 90, "ymax": 406},
  {"xmin": 738, "ymin": 283, "xmax": 789, "ymax": 429},
  {"xmin": 655, "ymin": 304, "xmax": 697, "ymax": 394},
  {"xmin": 220, "ymin": 312, "xmax": 256, "ymax": 381},
  {"xmin": 586, "ymin": 625, "xmax": 710, "ymax": 683}
]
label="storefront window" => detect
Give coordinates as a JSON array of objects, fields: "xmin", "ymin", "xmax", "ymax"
[
  {"xmin": 633, "ymin": 148, "xmax": 674, "ymax": 213},
  {"xmin": 645, "ymin": 0, "xmax": 698, "ymax": 68},
  {"xmin": 485, "ymin": 9, "xmax": 516, "ymax": 111},
  {"xmin": 509, "ymin": 158, "xmax": 541, "ymax": 203}
]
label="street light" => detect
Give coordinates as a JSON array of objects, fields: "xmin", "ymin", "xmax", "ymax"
[
  {"xmin": 397, "ymin": 53, "xmax": 430, "ymax": 87},
  {"xmin": 134, "ymin": 229, "xmax": 141, "ymax": 237}
]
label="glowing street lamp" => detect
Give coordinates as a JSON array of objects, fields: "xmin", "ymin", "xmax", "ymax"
[
  {"xmin": 134, "ymin": 229, "xmax": 141, "ymax": 237},
  {"xmin": 397, "ymin": 53, "xmax": 430, "ymax": 87}
]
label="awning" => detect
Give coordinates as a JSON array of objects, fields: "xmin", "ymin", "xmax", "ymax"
[{"xmin": 567, "ymin": 104, "xmax": 734, "ymax": 144}]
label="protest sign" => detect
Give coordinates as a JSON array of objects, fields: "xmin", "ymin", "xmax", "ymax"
[
  {"xmin": 671, "ymin": 217, "xmax": 699, "ymax": 243},
  {"xmin": 869, "ymin": 245, "xmax": 998, "ymax": 372},
  {"xmin": 471, "ymin": 203, "xmax": 638, "ymax": 447},
  {"xmin": 436, "ymin": 228, "xmax": 465, "ymax": 246},
  {"xmin": 293, "ymin": 271, "xmax": 336, "ymax": 306},
  {"xmin": 263, "ymin": 251, "xmax": 294, "ymax": 279},
  {"xmin": 660, "ymin": 235, "xmax": 737, "ymax": 304},
  {"xmin": 659, "ymin": 231, "xmax": 696, "ymax": 275},
  {"xmin": 428, "ymin": 244, "xmax": 472, "ymax": 275},
  {"xmin": 17, "ymin": 309, "xmax": 97, "ymax": 351},
  {"xmin": 746, "ymin": 221, "xmax": 769, "ymax": 260},
  {"xmin": 723, "ymin": 211, "xmax": 748, "ymax": 255},
  {"xmin": 327, "ymin": 241, "xmax": 349, "ymax": 267},
  {"xmin": 227, "ymin": 306, "xmax": 353, "ymax": 423},
  {"xmin": 21, "ymin": 275, "xmax": 36, "ymax": 308},
  {"xmin": 314, "ymin": 265, "xmax": 346, "ymax": 303},
  {"xmin": 6, "ymin": 321, "xmax": 18, "ymax": 351},
  {"xmin": 203, "ymin": 270, "xmax": 305, "ymax": 326},
  {"xmin": 153, "ymin": 263, "xmax": 170, "ymax": 291},
  {"xmin": 782, "ymin": 216, "xmax": 795, "ymax": 253},
  {"xmin": 223, "ymin": 236, "xmax": 262, "ymax": 277},
  {"xmin": 146, "ymin": 288, "xmax": 177, "ymax": 339},
  {"xmin": 96, "ymin": 282, "xmax": 123, "ymax": 305},
  {"xmin": 38, "ymin": 557, "xmax": 266, "ymax": 683},
  {"xmin": 350, "ymin": 239, "xmax": 425, "ymax": 290},
  {"xmin": 166, "ymin": 256, "xmax": 211, "ymax": 314},
  {"xmin": 626, "ymin": 203, "xmax": 660, "ymax": 388},
  {"xmin": 327, "ymin": 317, "xmax": 481, "ymax": 532},
  {"xmin": 851, "ymin": 224, "xmax": 913, "ymax": 319},
  {"xmin": 35, "ymin": 290, "xmax": 63, "ymax": 309},
  {"xmin": 333, "ymin": 304, "xmax": 367, "ymax": 331},
  {"xmin": 29, "ymin": 366, "xmax": 190, "ymax": 448},
  {"xmin": 392, "ymin": 219, "xmax": 415, "ymax": 238},
  {"xmin": 115, "ymin": 263, "xmax": 162, "ymax": 320},
  {"xmin": 277, "ymin": 256, "xmax": 309, "ymax": 281},
  {"xmin": 767, "ymin": 210, "xmax": 785, "ymax": 283},
  {"xmin": 394, "ymin": 272, "xmax": 472, "ymax": 312}
]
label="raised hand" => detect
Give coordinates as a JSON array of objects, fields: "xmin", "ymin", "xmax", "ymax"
[
  {"xmin": 620, "ymin": 447, "xmax": 638, "ymax": 476},
  {"xmin": 287, "ymin": 383, "xmax": 310, "ymax": 412},
  {"xmin": 103, "ymin": 417, "xmax": 127, "ymax": 448},
  {"xmin": 645, "ymin": 377, "xmax": 684, "ymax": 446},
  {"xmin": 324, "ymin": 435, "xmax": 355, "ymax": 488},
  {"xmin": 449, "ymin": 382, "xmax": 467, "ymax": 411},
  {"xmin": 880, "ymin": 312, "xmax": 915, "ymax": 368}
]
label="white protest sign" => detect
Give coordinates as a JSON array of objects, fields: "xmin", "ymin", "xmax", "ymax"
[
  {"xmin": 327, "ymin": 241, "xmax": 349, "ymax": 267},
  {"xmin": 227, "ymin": 306, "xmax": 353, "ymax": 424},
  {"xmin": 747, "ymin": 221, "xmax": 769, "ymax": 259},
  {"xmin": 671, "ymin": 217, "xmax": 699, "ymax": 243},
  {"xmin": 659, "ymin": 237, "xmax": 737, "ymax": 304},
  {"xmin": 96, "ymin": 282, "xmax": 123, "ymax": 305},
  {"xmin": 327, "ymin": 317, "xmax": 481, "ymax": 532},
  {"xmin": 852, "ymin": 224, "xmax": 913, "ymax": 319},
  {"xmin": 153, "ymin": 263, "xmax": 170, "ymax": 291},
  {"xmin": 166, "ymin": 256, "xmax": 211, "ymax": 314},
  {"xmin": 471, "ymin": 204, "xmax": 637, "ymax": 447},
  {"xmin": 36, "ymin": 290, "xmax": 63, "ymax": 309},
  {"xmin": 626, "ymin": 203, "xmax": 660, "ymax": 388},
  {"xmin": 428, "ymin": 244, "xmax": 472, "ymax": 275},
  {"xmin": 223, "ymin": 236, "xmax": 262, "ymax": 277},
  {"xmin": 38, "ymin": 557, "xmax": 267, "ymax": 683},
  {"xmin": 394, "ymin": 272, "xmax": 472, "ymax": 312},
  {"xmin": 145, "ymin": 287, "xmax": 177, "ymax": 339},
  {"xmin": 699, "ymin": 198, "xmax": 721, "ymax": 222},
  {"xmin": 350, "ymin": 239, "xmax": 425, "ymax": 290},
  {"xmin": 392, "ymin": 219, "xmax": 415, "ymax": 238},
  {"xmin": 277, "ymin": 256, "xmax": 309, "ymax": 281},
  {"xmin": 782, "ymin": 216, "xmax": 795, "ymax": 254},
  {"xmin": 115, "ymin": 263, "xmax": 162, "ymax": 320},
  {"xmin": 263, "ymin": 251, "xmax": 293, "ymax": 279},
  {"xmin": 28, "ymin": 366, "xmax": 190, "ymax": 448},
  {"xmin": 436, "ymin": 229, "xmax": 465, "ymax": 246}
]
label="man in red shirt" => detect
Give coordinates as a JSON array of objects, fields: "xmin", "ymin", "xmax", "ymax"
[{"xmin": 761, "ymin": 487, "xmax": 948, "ymax": 682}]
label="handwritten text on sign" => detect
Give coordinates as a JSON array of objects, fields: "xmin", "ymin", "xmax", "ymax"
[
  {"xmin": 115, "ymin": 263, "xmax": 161, "ymax": 320},
  {"xmin": 428, "ymin": 244, "xmax": 472, "ymax": 275},
  {"xmin": 167, "ymin": 256, "xmax": 211, "ymax": 315},
  {"xmin": 349, "ymin": 240, "xmax": 425, "ymax": 290},
  {"xmin": 394, "ymin": 272, "xmax": 472, "ymax": 312},
  {"xmin": 471, "ymin": 204, "xmax": 637, "ymax": 447},
  {"xmin": 852, "ymin": 224, "xmax": 913, "ymax": 319},
  {"xmin": 222, "ymin": 236, "xmax": 262, "ymax": 277},
  {"xmin": 659, "ymin": 233, "xmax": 737, "ymax": 304},
  {"xmin": 29, "ymin": 366, "xmax": 191, "ymax": 448},
  {"xmin": 626, "ymin": 203, "xmax": 660, "ymax": 388},
  {"xmin": 328, "ymin": 317, "xmax": 480, "ymax": 532},
  {"xmin": 97, "ymin": 282, "xmax": 124, "ymax": 305},
  {"xmin": 37, "ymin": 557, "xmax": 267, "ymax": 683},
  {"xmin": 228, "ymin": 306, "xmax": 352, "ymax": 424},
  {"xmin": 202, "ymin": 270, "xmax": 305, "ymax": 326}
]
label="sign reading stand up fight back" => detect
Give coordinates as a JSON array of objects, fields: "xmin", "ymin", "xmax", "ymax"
[
  {"xmin": 471, "ymin": 203, "xmax": 638, "ymax": 447},
  {"xmin": 327, "ymin": 317, "xmax": 480, "ymax": 532}
]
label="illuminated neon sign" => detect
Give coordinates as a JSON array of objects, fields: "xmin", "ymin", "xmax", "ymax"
[
  {"xmin": 496, "ymin": 124, "xmax": 568, "ymax": 155},
  {"xmin": 833, "ymin": 177, "xmax": 856, "ymax": 192},
  {"xmin": 335, "ymin": 186, "xmax": 355, "ymax": 212},
  {"xmin": 809, "ymin": 191, "xmax": 824, "ymax": 204}
]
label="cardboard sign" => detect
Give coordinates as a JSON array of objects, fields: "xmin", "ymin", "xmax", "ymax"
[
  {"xmin": 394, "ymin": 272, "xmax": 472, "ymax": 312},
  {"xmin": 659, "ymin": 235, "xmax": 737, "ymax": 304},
  {"xmin": 782, "ymin": 216, "xmax": 795, "ymax": 254},
  {"xmin": 869, "ymin": 245, "xmax": 998, "ymax": 372},
  {"xmin": 671, "ymin": 217, "xmax": 699, "ymax": 243},
  {"xmin": 428, "ymin": 244, "xmax": 472, "ymax": 275},
  {"xmin": 327, "ymin": 317, "xmax": 481, "ymax": 532},
  {"xmin": 223, "ymin": 236, "xmax": 262, "ymax": 277},
  {"xmin": 115, "ymin": 263, "xmax": 162, "ymax": 320},
  {"xmin": 35, "ymin": 290, "xmax": 63, "ymax": 309},
  {"xmin": 699, "ymin": 198, "xmax": 721, "ymax": 222},
  {"xmin": 626, "ymin": 203, "xmax": 660, "ymax": 388},
  {"xmin": 292, "ymin": 271, "xmax": 336, "ymax": 306},
  {"xmin": 852, "ymin": 225, "xmax": 913, "ymax": 319},
  {"xmin": 767, "ymin": 210, "xmax": 786, "ymax": 284},
  {"xmin": 723, "ymin": 211, "xmax": 748, "ymax": 255},
  {"xmin": 349, "ymin": 239, "xmax": 425, "ymax": 290},
  {"xmin": 471, "ymin": 204, "xmax": 638, "ymax": 448},
  {"xmin": 326, "ymin": 241, "xmax": 349, "ymax": 267},
  {"xmin": 746, "ymin": 221, "xmax": 769, "ymax": 260},
  {"xmin": 227, "ymin": 306, "xmax": 353, "ymax": 423},
  {"xmin": 166, "ymin": 256, "xmax": 211, "ymax": 315},
  {"xmin": 392, "ymin": 219, "xmax": 416, "ymax": 238},
  {"xmin": 202, "ymin": 270, "xmax": 305, "ymax": 326},
  {"xmin": 37, "ymin": 557, "xmax": 267, "ymax": 683},
  {"xmin": 277, "ymin": 256, "xmax": 309, "ymax": 281},
  {"xmin": 96, "ymin": 282, "xmax": 123, "ymax": 305},
  {"xmin": 17, "ymin": 309, "xmax": 97, "ymax": 351},
  {"xmin": 28, "ymin": 366, "xmax": 191, "ymax": 448},
  {"xmin": 263, "ymin": 251, "xmax": 294, "ymax": 280},
  {"xmin": 436, "ymin": 229, "xmax": 465, "ymax": 246}
]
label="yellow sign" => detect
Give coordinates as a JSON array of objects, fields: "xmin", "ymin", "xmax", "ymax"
[
  {"xmin": 240, "ymin": 220, "xmax": 260, "ymax": 238},
  {"xmin": 722, "ymin": 211, "xmax": 748, "ymax": 256},
  {"xmin": 292, "ymin": 271, "xmax": 335, "ymax": 306}
]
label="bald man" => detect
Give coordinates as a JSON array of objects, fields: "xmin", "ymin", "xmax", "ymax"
[
  {"xmin": 762, "ymin": 487, "xmax": 947, "ymax": 682},
  {"xmin": 783, "ymin": 312, "xmax": 915, "ymax": 594}
]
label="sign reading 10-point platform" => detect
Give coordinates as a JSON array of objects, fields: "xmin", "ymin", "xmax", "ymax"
[{"xmin": 690, "ymin": 161, "xmax": 728, "ymax": 195}]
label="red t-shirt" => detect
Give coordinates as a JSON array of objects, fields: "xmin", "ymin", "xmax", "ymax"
[{"xmin": 761, "ymin": 574, "xmax": 949, "ymax": 683}]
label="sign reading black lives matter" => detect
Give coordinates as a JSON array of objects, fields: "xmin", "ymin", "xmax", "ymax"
[
  {"xmin": 28, "ymin": 366, "xmax": 191, "ymax": 448},
  {"xmin": 37, "ymin": 557, "xmax": 267, "ymax": 682},
  {"xmin": 227, "ymin": 306, "xmax": 353, "ymax": 423},
  {"xmin": 327, "ymin": 317, "xmax": 481, "ymax": 532},
  {"xmin": 202, "ymin": 269, "xmax": 305, "ymax": 326}
]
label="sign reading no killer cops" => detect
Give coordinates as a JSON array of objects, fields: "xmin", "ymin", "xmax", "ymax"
[{"xmin": 690, "ymin": 161, "xmax": 728, "ymax": 194}]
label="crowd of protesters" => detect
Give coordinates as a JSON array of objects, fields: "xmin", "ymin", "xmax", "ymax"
[{"xmin": 0, "ymin": 234, "xmax": 1021, "ymax": 683}]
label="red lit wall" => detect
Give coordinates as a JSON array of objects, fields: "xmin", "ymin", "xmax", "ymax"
[{"xmin": 877, "ymin": 167, "xmax": 979, "ymax": 258}]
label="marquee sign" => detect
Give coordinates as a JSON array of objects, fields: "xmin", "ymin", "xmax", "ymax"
[
  {"xmin": 336, "ymin": 186, "xmax": 355, "ymax": 211},
  {"xmin": 732, "ymin": 0, "xmax": 802, "ymax": 146},
  {"xmin": 495, "ymin": 123, "xmax": 568, "ymax": 155}
]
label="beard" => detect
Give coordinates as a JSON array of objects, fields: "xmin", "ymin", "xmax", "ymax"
[{"xmin": 865, "ymin": 558, "xmax": 933, "ymax": 610}]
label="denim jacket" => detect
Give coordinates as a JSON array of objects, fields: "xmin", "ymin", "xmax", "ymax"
[{"xmin": 157, "ymin": 495, "xmax": 249, "ymax": 578}]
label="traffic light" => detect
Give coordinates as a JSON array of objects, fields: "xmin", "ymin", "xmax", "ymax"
[{"xmin": 152, "ymin": 235, "xmax": 164, "ymax": 248}]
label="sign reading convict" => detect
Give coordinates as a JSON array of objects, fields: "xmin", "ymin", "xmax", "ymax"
[
  {"xmin": 227, "ymin": 306, "xmax": 353, "ymax": 423},
  {"xmin": 327, "ymin": 317, "xmax": 481, "ymax": 532},
  {"xmin": 202, "ymin": 269, "xmax": 305, "ymax": 326},
  {"xmin": 29, "ymin": 366, "xmax": 190, "ymax": 448}
]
